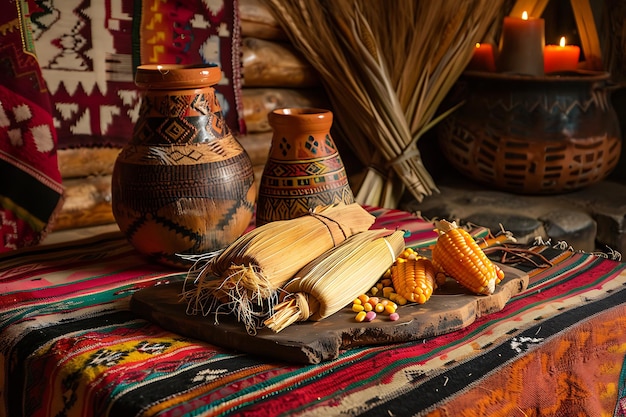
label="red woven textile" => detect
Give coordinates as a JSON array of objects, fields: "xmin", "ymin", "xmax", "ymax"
[{"xmin": 0, "ymin": 1, "xmax": 63, "ymax": 252}]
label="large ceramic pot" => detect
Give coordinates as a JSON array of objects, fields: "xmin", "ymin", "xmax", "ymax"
[
  {"xmin": 439, "ymin": 70, "xmax": 621, "ymax": 194},
  {"xmin": 112, "ymin": 64, "xmax": 256, "ymax": 267},
  {"xmin": 255, "ymin": 108, "xmax": 354, "ymax": 226}
]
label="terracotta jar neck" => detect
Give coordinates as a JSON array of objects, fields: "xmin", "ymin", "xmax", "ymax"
[{"xmin": 268, "ymin": 108, "xmax": 333, "ymax": 134}]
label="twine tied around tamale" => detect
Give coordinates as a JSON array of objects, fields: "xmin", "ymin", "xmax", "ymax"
[{"xmin": 308, "ymin": 210, "xmax": 349, "ymax": 246}]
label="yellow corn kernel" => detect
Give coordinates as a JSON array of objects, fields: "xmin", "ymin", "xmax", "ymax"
[
  {"xmin": 355, "ymin": 311, "xmax": 367, "ymax": 322},
  {"xmin": 352, "ymin": 303, "xmax": 364, "ymax": 313},
  {"xmin": 384, "ymin": 303, "xmax": 396, "ymax": 315},
  {"xmin": 495, "ymin": 264, "xmax": 505, "ymax": 284},
  {"xmin": 432, "ymin": 220, "xmax": 503, "ymax": 295},
  {"xmin": 382, "ymin": 286, "xmax": 394, "ymax": 298},
  {"xmin": 395, "ymin": 295, "xmax": 408, "ymax": 305}
]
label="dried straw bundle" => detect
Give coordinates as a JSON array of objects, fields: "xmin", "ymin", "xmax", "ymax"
[
  {"xmin": 264, "ymin": 229, "xmax": 405, "ymax": 332},
  {"xmin": 263, "ymin": 0, "xmax": 505, "ymax": 207},
  {"xmin": 184, "ymin": 203, "xmax": 375, "ymax": 333}
]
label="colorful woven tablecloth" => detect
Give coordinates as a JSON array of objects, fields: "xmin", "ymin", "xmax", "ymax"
[{"xmin": 1, "ymin": 207, "xmax": 625, "ymax": 417}]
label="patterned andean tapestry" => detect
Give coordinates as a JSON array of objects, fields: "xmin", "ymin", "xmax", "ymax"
[{"xmin": 29, "ymin": 0, "xmax": 243, "ymax": 149}]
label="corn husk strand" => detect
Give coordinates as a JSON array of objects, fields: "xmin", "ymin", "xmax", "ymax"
[
  {"xmin": 184, "ymin": 203, "xmax": 376, "ymax": 334},
  {"xmin": 264, "ymin": 229, "xmax": 405, "ymax": 333}
]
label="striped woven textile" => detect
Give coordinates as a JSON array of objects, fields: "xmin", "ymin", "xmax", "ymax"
[{"xmin": 1, "ymin": 207, "xmax": 625, "ymax": 417}]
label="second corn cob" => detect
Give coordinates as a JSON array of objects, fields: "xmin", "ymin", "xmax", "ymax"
[{"xmin": 432, "ymin": 219, "xmax": 504, "ymax": 295}]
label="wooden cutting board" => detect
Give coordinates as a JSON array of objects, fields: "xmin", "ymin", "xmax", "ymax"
[{"xmin": 131, "ymin": 264, "xmax": 528, "ymax": 364}]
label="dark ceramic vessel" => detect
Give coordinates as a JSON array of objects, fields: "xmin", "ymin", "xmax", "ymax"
[
  {"xmin": 112, "ymin": 64, "xmax": 256, "ymax": 267},
  {"xmin": 439, "ymin": 70, "xmax": 621, "ymax": 194}
]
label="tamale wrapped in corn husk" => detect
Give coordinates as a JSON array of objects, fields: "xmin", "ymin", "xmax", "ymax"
[
  {"xmin": 264, "ymin": 229, "xmax": 405, "ymax": 333},
  {"xmin": 184, "ymin": 203, "xmax": 376, "ymax": 333}
]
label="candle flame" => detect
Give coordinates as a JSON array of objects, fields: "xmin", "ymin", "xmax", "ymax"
[
  {"xmin": 475, "ymin": 42, "xmax": 481, "ymax": 48},
  {"xmin": 559, "ymin": 37, "xmax": 566, "ymax": 47},
  {"xmin": 522, "ymin": 11, "xmax": 528, "ymax": 20}
]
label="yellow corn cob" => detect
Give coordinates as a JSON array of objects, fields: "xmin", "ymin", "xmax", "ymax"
[
  {"xmin": 390, "ymin": 256, "xmax": 436, "ymax": 304},
  {"xmin": 264, "ymin": 229, "xmax": 405, "ymax": 332},
  {"xmin": 432, "ymin": 219, "xmax": 504, "ymax": 295}
]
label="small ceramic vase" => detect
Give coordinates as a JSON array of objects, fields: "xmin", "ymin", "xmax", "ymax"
[
  {"xmin": 256, "ymin": 108, "xmax": 354, "ymax": 226},
  {"xmin": 112, "ymin": 64, "xmax": 256, "ymax": 267}
]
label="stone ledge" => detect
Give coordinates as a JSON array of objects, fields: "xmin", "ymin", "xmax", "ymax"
[{"xmin": 400, "ymin": 173, "xmax": 626, "ymax": 256}]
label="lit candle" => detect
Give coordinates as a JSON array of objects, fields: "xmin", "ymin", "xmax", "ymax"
[
  {"xmin": 467, "ymin": 43, "xmax": 496, "ymax": 72},
  {"xmin": 498, "ymin": 11, "xmax": 545, "ymax": 76},
  {"xmin": 543, "ymin": 37, "xmax": 580, "ymax": 74}
]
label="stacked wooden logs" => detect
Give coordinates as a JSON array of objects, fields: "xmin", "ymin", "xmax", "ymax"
[
  {"xmin": 52, "ymin": 0, "xmax": 328, "ymax": 231},
  {"xmin": 238, "ymin": 0, "xmax": 329, "ymax": 196}
]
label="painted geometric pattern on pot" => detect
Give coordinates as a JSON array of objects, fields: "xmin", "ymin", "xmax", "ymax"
[
  {"xmin": 114, "ymin": 156, "xmax": 254, "ymax": 211},
  {"xmin": 157, "ymin": 117, "xmax": 198, "ymax": 144},
  {"xmin": 140, "ymin": 95, "xmax": 229, "ymax": 143},
  {"xmin": 303, "ymin": 134, "xmax": 337, "ymax": 156},
  {"xmin": 195, "ymin": 91, "xmax": 230, "ymax": 140},
  {"xmin": 114, "ymin": 137, "xmax": 245, "ymax": 165},
  {"xmin": 257, "ymin": 189, "xmax": 352, "ymax": 222},
  {"xmin": 264, "ymin": 157, "xmax": 347, "ymax": 178},
  {"xmin": 259, "ymin": 167, "xmax": 349, "ymax": 190},
  {"xmin": 133, "ymin": 117, "xmax": 199, "ymax": 145},
  {"xmin": 156, "ymin": 95, "xmax": 190, "ymax": 118},
  {"xmin": 258, "ymin": 177, "xmax": 351, "ymax": 197}
]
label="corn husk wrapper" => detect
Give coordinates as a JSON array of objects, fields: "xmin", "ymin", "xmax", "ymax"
[
  {"xmin": 264, "ymin": 228, "xmax": 405, "ymax": 333},
  {"xmin": 184, "ymin": 203, "xmax": 376, "ymax": 334}
]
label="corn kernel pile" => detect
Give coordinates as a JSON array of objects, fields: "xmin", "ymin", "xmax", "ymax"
[
  {"xmin": 351, "ymin": 293, "xmax": 400, "ymax": 322},
  {"xmin": 350, "ymin": 247, "xmax": 428, "ymax": 322}
]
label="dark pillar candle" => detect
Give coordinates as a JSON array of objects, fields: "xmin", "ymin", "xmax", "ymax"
[{"xmin": 498, "ymin": 14, "xmax": 545, "ymax": 76}]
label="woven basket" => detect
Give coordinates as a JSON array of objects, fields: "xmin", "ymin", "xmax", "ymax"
[{"xmin": 438, "ymin": 71, "xmax": 621, "ymax": 194}]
